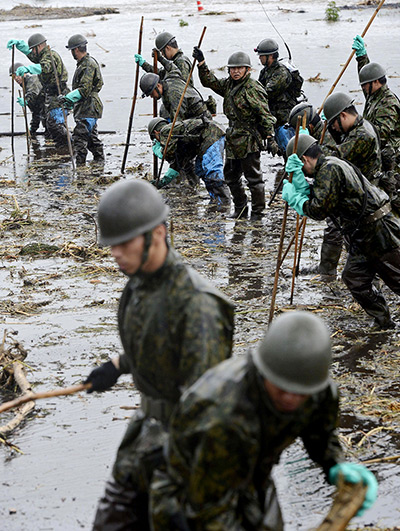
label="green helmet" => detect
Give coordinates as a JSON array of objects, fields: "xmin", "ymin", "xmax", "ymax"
[
  {"xmin": 286, "ymin": 135, "xmax": 318, "ymax": 158},
  {"xmin": 227, "ymin": 51, "xmax": 251, "ymax": 68},
  {"xmin": 9, "ymin": 62, "xmax": 24, "ymax": 76},
  {"xmin": 323, "ymin": 92, "xmax": 354, "ymax": 125},
  {"xmin": 98, "ymin": 179, "xmax": 170, "ymax": 246},
  {"xmin": 254, "ymin": 38, "xmax": 279, "ymax": 56},
  {"xmin": 252, "ymin": 311, "xmax": 331, "ymax": 394},
  {"xmin": 66, "ymin": 34, "xmax": 88, "ymax": 50},
  {"xmin": 28, "ymin": 33, "xmax": 47, "ymax": 49},
  {"xmin": 155, "ymin": 32, "xmax": 175, "ymax": 51},
  {"xmin": 140, "ymin": 73, "xmax": 160, "ymax": 97},
  {"xmin": 289, "ymin": 102, "xmax": 316, "ymax": 130},
  {"xmin": 148, "ymin": 117, "xmax": 168, "ymax": 139},
  {"xmin": 359, "ymin": 62, "xmax": 386, "ymax": 85}
]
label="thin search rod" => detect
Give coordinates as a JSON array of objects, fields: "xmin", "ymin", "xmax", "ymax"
[
  {"xmin": 21, "ymin": 79, "xmax": 31, "ymax": 154},
  {"xmin": 11, "ymin": 45, "xmax": 15, "ymax": 154},
  {"xmin": 153, "ymin": 49, "xmax": 159, "ymax": 179}
]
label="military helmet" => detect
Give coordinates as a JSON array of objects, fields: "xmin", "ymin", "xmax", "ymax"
[
  {"xmin": 252, "ymin": 311, "xmax": 331, "ymax": 394},
  {"xmin": 28, "ymin": 33, "xmax": 47, "ymax": 49},
  {"xmin": 286, "ymin": 134, "xmax": 318, "ymax": 158},
  {"xmin": 254, "ymin": 38, "xmax": 279, "ymax": 56},
  {"xmin": 323, "ymin": 92, "xmax": 354, "ymax": 125},
  {"xmin": 98, "ymin": 179, "xmax": 170, "ymax": 246},
  {"xmin": 289, "ymin": 102, "xmax": 316, "ymax": 130},
  {"xmin": 359, "ymin": 62, "xmax": 386, "ymax": 85},
  {"xmin": 66, "ymin": 34, "xmax": 88, "ymax": 50},
  {"xmin": 227, "ymin": 51, "xmax": 251, "ymax": 68},
  {"xmin": 140, "ymin": 73, "xmax": 160, "ymax": 97},
  {"xmin": 148, "ymin": 117, "xmax": 169, "ymax": 139},
  {"xmin": 9, "ymin": 62, "xmax": 24, "ymax": 76},
  {"xmin": 155, "ymin": 32, "xmax": 175, "ymax": 51}
]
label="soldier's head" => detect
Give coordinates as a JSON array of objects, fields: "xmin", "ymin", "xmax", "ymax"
[
  {"xmin": 252, "ymin": 311, "xmax": 331, "ymax": 413},
  {"xmin": 98, "ymin": 180, "xmax": 170, "ymax": 276},
  {"xmin": 9, "ymin": 62, "xmax": 25, "ymax": 85},
  {"xmin": 286, "ymin": 135, "xmax": 322, "ymax": 176},
  {"xmin": 140, "ymin": 73, "xmax": 163, "ymax": 100},
  {"xmin": 227, "ymin": 52, "xmax": 252, "ymax": 82},
  {"xmin": 66, "ymin": 34, "xmax": 88, "ymax": 61},
  {"xmin": 289, "ymin": 102, "xmax": 320, "ymax": 132},
  {"xmin": 28, "ymin": 33, "xmax": 47, "ymax": 58},
  {"xmin": 148, "ymin": 117, "xmax": 169, "ymax": 141},
  {"xmin": 155, "ymin": 32, "xmax": 179, "ymax": 60},
  {"xmin": 323, "ymin": 92, "xmax": 357, "ymax": 135},
  {"xmin": 254, "ymin": 38, "xmax": 279, "ymax": 67},
  {"xmin": 359, "ymin": 62, "xmax": 386, "ymax": 98}
]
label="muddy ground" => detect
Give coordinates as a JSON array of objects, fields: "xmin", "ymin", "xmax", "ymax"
[{"xmin": 0, "ymin": 0, "xmax": 400, "ymax": 529}]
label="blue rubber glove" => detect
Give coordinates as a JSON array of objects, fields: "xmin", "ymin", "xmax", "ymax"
[
  {"xmin": 352, "ymin": 35, "xmax": 367, "ymax": 58},
  {"xmin": 282, "ymin": 181, "xmax": 309, "ymax": 216},
  {"xmin": 285, "ymin": 154, "xmax": 310, "ymax": 196},
  {"xmin": 7, "ymin": 39, "xmax": 30, "ymax": 55},
  {"xmin": 158, "ymin": 168, "xmax": 179, "ymax": 188},
  {"xmin": 329, "ymin": 463, "xmax": 378, "ymax": 516},
  {"xmin": 16, "ymin": 64, "xmax": 42, "ymax": 76},
  {"xmin": 135, "ymin": 53, "xmax": 146, "ymax": 66},
  {"xmin": 152, "ymin": 140, "xmax": 163, "ymax": 159},
  {"xmin": 17, "ymin": 97, "xmax": 26, "ymax": 107},
  {"xmin": 299, "ymin": 127, "xmax": 310, "ymax": 135}
]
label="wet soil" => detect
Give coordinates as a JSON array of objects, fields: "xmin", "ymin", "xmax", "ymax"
[{"xmin": 0, "ymin": 0, "xmax": 400, "ymax": 529}]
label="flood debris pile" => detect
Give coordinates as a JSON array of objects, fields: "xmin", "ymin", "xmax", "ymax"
[{"xmin": 0, "ymin": 5, "xmax": 119, "ymax": 21}]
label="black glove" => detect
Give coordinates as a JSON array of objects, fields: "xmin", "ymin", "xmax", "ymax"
[
  {"xmin": 267, "ymin": 137, "xmax": 279, "ymax": 157},
  {"xmin": 84, "ymin": 360, "xmax": 121, "ymax": 393},
  {"xmin": 192, "ymin": 46, "xmax": 204, "ymax": 63}
]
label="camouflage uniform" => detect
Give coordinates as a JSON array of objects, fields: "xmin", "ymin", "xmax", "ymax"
[
  {"xmin": 92, "ymin": 248, "xmax": 234, "ymax": 530},
  {"xmin": 27, "ymin": 45, "xmax": 69, "ymax": 146},
  {"xmin": 159, "ymin": 118, "xmax": 230, "ymax": 203},
  {"xmin": 259, "ymin": 59, "xmax": 297, "ymax": 127},
  {"xmin": 150, "ymin": 354, "xmax": 343, "ymax": 529},
  {"xmin": 71, "ymin": 53, "xmax": 104, "ymax": 164},
  {"xmin": 198, "ymin": 63, "xmax": 276, "ymax": 215},
  {"xmin": 304, "ymin": 155, "xmax": 400, "ymax": 327},
  {"xmin": 22, "ymin": 74, "xmax": 46, "ymax": 135}
]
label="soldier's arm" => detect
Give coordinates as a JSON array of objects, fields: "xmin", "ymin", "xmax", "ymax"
[
  {"xmin": 372, "ymin": 103, "xmax": 399, "ymax": 144},
  {"xmin": 75, "ymin": 62, "xmax": 96, "ymax": 99},
  {"xmin": 197, "ymin": 63, "xmax": 226, "ymax": 97},
  {"xmin": 23, "ymin": 79, "xmax": 41, "ymax": 107},
  {"xmin": 246, "ymin": 86, "xmax": 276, "ymax": 138},
  {"xmin": 356, "ymin": 53, "xmax": 370, "ymax": 74},
  {"xmin": 303, "ymin": 161, "xmax": 341, "ymax": 220}
]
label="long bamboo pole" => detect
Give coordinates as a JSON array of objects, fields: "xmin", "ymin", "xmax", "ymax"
[
  {"xmin": 153, "ymin": 49, "xmax": 159, "ymax": 179},
  {"xmin": 121, "ymin": 16, "xmax": 144, "ymax": 174},
  {"xmin": 20, "ymin": 80, "xmax": 31, "ymax": 154},
  {"xmin": 11, "ymin": 45, "xmax": 15, "ymax": 154}
]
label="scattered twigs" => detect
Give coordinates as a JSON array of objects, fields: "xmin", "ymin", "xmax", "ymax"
[
  {"xmin": 121, "ymin": 15, "xmax": 144, "ymax": 174},
  {"xmin": 362, "ymin": 454, "xmax": 400, "ymax": 465},
  {"xmin": 0, "ymin": 363, "xmax": 35, "ymax": 435}
]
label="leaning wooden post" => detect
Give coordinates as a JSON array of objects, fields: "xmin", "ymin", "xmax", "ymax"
[{"xmin": 121, "ymin": 16, "xmax": 144, "ymax": 174}]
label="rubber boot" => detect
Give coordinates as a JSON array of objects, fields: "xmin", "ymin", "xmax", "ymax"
[
  {"xmin": 319, "ymin": 242, "xmax": 342, "ymax": 282},
  {"xmin": 249, "ymin": 182, "xmax": 265, "ymax": 220}
]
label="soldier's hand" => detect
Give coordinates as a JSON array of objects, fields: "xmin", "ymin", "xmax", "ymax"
[
  {"xmin": 267, "ymin": 137, "xmax": 279, "ymax": 157},
  {"xmin": 84, "ymin": 360, "xmax": 121, "ymax": 393},
  {"xmin": 134, "ymin": 53, "xmax": 146, "ymax": 67},
  {"xmin": 193, "ymin": 46, "xmax": 205, "ymax": 63}
]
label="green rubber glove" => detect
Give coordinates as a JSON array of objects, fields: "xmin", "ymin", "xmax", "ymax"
[
  {"xmin": 320, "ymin": 110, "xmax": 326, "ymax": 121},
  {"xmin": 285, "ymin": 154, "xmax": 310, "ymax": 196},
  {"xmin": 135, "ymin": 53, "xmax": 146, "ymax": 66},
  {"xmin": 152, "ymin": 140, "xmax": 163, "ymax": 159},
  {"xmin": 16, "ymin": 64, "xmax": 42, "ymax": 76},
  {"xmin": 329, "ymin": 463, "xmax": 378, "ymax": 516},
  {"xmin": 17, "ymin": 97, "xmax": 26, "ymax": 107},
  {"xmin": 158, "ymin": 168, "xmax": 179, "ymax": 188},
  {"xmin": 352, "ymin": 35, "xmax": 367, "ymax": 58},
  {"xmin": 64, "ymin": 89, "xmax": 82, "ymax": 105},
  {"xmin": 299, "ymin": 127, "xmax": 310, "ymax": 135},
  {"xmin": 7, "ymin": 39, "xmax": 30, "ymax": 55},
  {"xmin": 282, "ymin": 181, "xmax": 308, "ymax": 216}
]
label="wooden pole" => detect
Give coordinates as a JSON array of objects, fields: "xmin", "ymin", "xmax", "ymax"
[
  {"xmin": 157, "ymin": 26, "xmax": 207, "ymax": 181},
  {"xmin": 268, "ymin": 116, "xmax": 302, "ymax": 324},
  {"xmin": 11, "ymin": 45, "xmax": 15, "ymax": 154},
  {"xmin": 0, "ymin": 383, "xmax": 91, "ymax": 415},
  {"xmin": 318, "ymin": 0, "xmax": 386, "ymax": 113},
  {"xmin": 121, "ymin": 16, "xmax": 144, "ymax": 174},
  {"xmin": 153, "ymin": 49, "xmax": 159, "ymax": 179},
  {"xmin": 20, "ymin": 81, "xmax": 31, "ymax": 154}
]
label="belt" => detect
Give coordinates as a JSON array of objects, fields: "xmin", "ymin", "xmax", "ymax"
[
  {"xmin": 141, "ymin": 395, "xmax": 175, "ymax": 423},
  {"xmin": 365, "ymin": 202, "xmax": 392, "ymax": 224}
]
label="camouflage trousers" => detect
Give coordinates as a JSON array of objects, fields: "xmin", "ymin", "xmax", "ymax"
[
  {"xmin": 224, "ymin": 152, "xmax": 265, "ymax": 214},
  {"xmin": 73, "ymin": 119, "xmax": 104, "ymax": 165}
]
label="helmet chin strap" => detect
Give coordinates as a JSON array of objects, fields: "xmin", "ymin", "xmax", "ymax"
[{"xmin": 139, "ymin": 231, "xmax": 153, "ymax": 271}]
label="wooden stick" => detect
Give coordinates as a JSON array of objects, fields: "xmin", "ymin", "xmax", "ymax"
[
  {"xmin": 48, "ymin": 46, "xmax": 75, "ymax": 171},
  {"xmin": 279, "ymin": 217, "xmax": 306, "ymax": 267},
  {"xmin": 318, "ymin": 0, "xmax": 386, "ymax": 113},
  {"xmin": 11, "ymin": 45, "xmax": 15, "ymax": 154},
  {"xmin": 153, "ymin": 49, "xmax": 159, "ymax": 179},
  {"xmin": 268, "ymin": 115, "xmax": 302, "ymax": 324},
  {"xmin": 0, "ymin": 383, "xmax": 91, "ymax": 415},
  {"xmin": 0, "ymin": 362, "xmax": 34, "ymax": 435},
  {"xmin": 20, "ymin": 80, "xmax": 31, "ymax": 154},
  {"xmin": 121, "ymin": 16, "xmax": 144, "ymax": 174},
  {"xmin": 157, "ymin": 27, "xmax": 207, "ymax": 181}
]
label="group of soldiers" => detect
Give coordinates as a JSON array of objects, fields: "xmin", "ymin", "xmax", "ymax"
[{"xmin": 7, "ymin": 33, "xmax": 104, "ymax": 165}]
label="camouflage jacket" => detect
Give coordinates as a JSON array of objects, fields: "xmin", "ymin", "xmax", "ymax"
[
  {"xmin": 27, "ymin": 45, "xmax": 68, "ymax": 96},
  {"xmin": 198, "ymin": 63, "xmax": 276, "ymax": 159},
  {"xmin": 162, "ymin": 67, "xmax": 211, "ymax": 122},
  {"xmin": 303, "ymin": 155, "xmax": 400, "ymax": 258},
  {"xmin": 151, "ymin": 354, "xmax": 342, "ymax": 529},
  {"xmin": 259, "ymin": 60, "xmax": 297, "ymax": 127},
  {"xmin": 23, "ymin": 74, "xmax": 44, "ymax": 115},
  {"xmin": 159, "ymin": 117, "xmax": 225, "ymax": 163},
  {"xmin": 72, "ymin": 53, "xmax": 104, "ymax": 119},
  {"xmin": 143, "ymin": 49, "xmax": 193, "ymax": 86}
]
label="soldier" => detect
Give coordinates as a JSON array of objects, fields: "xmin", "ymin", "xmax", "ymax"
[
  {"xmin": 84, "ymin": 180, "xmax": 234, "ymax": 529},
  {"xmin": 61, "ymin": 34, "xmax": 104, "ymax": 166},
  {"xmin": 289, "ymin": 102, "xmax": 336, "ymax": 148},
  {"xmin": 282, "ymin": 135, "xmax": 400, "ymax": 330},
  {"xmin": 150, "ymin": 311, "xmax": 377, "ymax": 529},
  {"xmin": 9, "ymin": 62, "xmax": 47, "ymax": 136},
  {"xmin": 148, "ymin": 116, "xmax": 230, "ymax": 204},
  {"xmin": 192, "ymin": 47, "xmax": 277, "ymax": 220},
  {"xmin": 255, "ymin": 38, "xmax": 304, "ymax": 151},
  {"xmin": 7, "ymin": 33, "xmax": 69, "ymax": 147}
]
